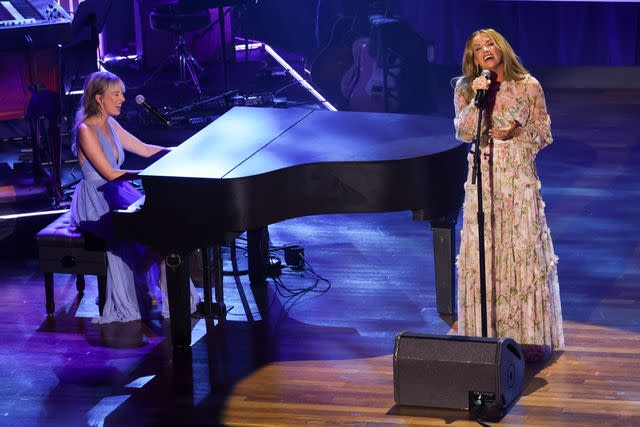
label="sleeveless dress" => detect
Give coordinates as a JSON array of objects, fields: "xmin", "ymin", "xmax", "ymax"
[
  {"xmin": 453, "ymin": 75, "xmax": 564, "ymax": 350},
  {"xmin": 70, "ymin": 118, "xmax": 199, "ymax": 323}
]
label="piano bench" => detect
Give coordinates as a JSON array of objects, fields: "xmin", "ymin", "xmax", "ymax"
[{"xmin": 36, "ymin": 211, "xmax": 107, "ymax": 317}]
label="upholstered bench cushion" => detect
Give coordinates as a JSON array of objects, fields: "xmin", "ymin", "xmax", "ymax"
[{"xmin": 36, "ymin": 212, "xmax": 107, "ymax": 276}]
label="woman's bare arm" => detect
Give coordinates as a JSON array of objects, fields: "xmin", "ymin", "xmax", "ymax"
[
  {"xmin": 110, "ymin": 118, "xmax": 171, "ymax": 158},
  {"xmin": 76, "ymin": 123, "xmax": 140, "ymax": 181}
]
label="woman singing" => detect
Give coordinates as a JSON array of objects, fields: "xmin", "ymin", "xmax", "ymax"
[{"xmin": 453, "ymin": 29, "xmax": 564, "ymax": 362}]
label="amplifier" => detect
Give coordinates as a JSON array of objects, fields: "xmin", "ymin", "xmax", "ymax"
[{"xmin": 393, "ymin": 332, "xmax": 524, "ymax": 420}]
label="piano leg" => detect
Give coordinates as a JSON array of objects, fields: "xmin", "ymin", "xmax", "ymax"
[
  {"xmin": 198, "ymin": 245, "xmax": 227, "ymax": 320},
  {"xmin": 431, "ymin": 220, "xmax": 457, "ymax": 315},
  {"xmin": 165, "ymin": 252, "xmax": 192, "ymax": 347},
  {"xmin": 201, "ymin": 247, "xmax": 213, "ymax": 316},
  {"xmin": 248, "ymin": 226, "xmax": 270, "ymax": 287},
  {"xmin": 212, "ymin": 245, "xmax": 227, "ymax": 319}
]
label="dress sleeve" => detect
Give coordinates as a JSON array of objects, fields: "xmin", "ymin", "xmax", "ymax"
[
  {"xmin": 453, "ymin": 79, "xmax": 481, "ymax": 143},
  {"xmin": 519, "ymin": 76, "xmax": 552, "ymax": 153}
]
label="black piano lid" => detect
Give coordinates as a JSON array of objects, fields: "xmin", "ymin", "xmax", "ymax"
[
  {"xmin": 140, "ymin": 107, "xmax": 312, "ymax": 179},
  {"xmin": 140, "ymin": 107, "xmax": 463, "ymax": 180},
  {"xmin": 227, "ymin": 108, "xmax": 461, "ymax": 179}
]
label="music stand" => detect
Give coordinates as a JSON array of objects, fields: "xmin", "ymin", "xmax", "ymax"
[
  {"xmin": 165, "ymin": 1, "xmax": 257, "ymax": 114},
  {"xmin": 62, "ymin": 0, "xmax": 112, "ymax": 94},
  {"xmin": 71, "ymin": 0, "xmax": 112, "ymax": 45},
  {"xmin": 177, "ymin": 0, "xmax": 237, "ymax": 91}
]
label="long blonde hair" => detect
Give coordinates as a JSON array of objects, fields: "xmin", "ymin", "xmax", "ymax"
[
  {"xmin": 72, "ymin": 71, "xmax": 124, "ymax": 155},
  {"xmin": 454, "ymin": 29, "xmax": 528, "ymax": 103}
]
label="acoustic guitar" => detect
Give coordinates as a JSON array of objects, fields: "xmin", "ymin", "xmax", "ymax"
[
  {"xmin": 341, "ymin": 14, "xmax": 432, "ymax": 114},
  {"xmin": 341, "ymin": 35, "xmax": 400, "ymax": 113},
  {"xmin": 309, "ymin": 1, "xmax": 385, "ymax": 105},
  {"xmin": 309, "ymin": 16, "xmax": 360, "ymax": 104}
]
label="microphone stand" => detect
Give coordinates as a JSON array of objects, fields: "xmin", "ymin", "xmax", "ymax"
[{"xmin": 471, "ymin": 90, "xmax": 488, "ymax": 337}]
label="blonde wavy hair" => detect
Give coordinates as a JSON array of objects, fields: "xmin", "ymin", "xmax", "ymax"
[
  {"xmin": 72, "ymin": 71, "xmax": 124, "ymax": 154},
  {"xmin": 454, "ymin": 29, "xmax": 528, "ymax": 103}
]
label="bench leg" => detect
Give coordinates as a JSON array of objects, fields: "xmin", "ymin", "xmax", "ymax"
[
  {"xmin": 97, "ymin": 275, "xmax": 107, "ymax": 316},
  {"xmin": 76, "ymin": 275, "xmax": 85, "ymax": 295},
  {"xmin": 44, "ymin": 272, "xmax": 54, "ymax": 316}
]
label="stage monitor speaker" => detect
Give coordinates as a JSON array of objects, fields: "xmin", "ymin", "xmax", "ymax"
[{"xmin": 393, "ymin": 332, "xmax": 524, "ymax": 419}]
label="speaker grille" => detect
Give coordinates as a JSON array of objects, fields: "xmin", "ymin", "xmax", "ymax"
[
  {"xmin": 398, "ymin": 336, "xmax": 498, "ymax": 363},
  {"xmin": 393, "ymin": 332, "xmax": 523, "ymax": 411}
]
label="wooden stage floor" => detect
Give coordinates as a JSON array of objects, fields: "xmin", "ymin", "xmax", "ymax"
[{"xmin": 0, "ymin": 88, "xmax": 639, "ymax": 426}]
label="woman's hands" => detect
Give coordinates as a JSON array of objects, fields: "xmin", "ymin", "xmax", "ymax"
[
  {"xmin": 489, "ymin": 121, "xmax": 522, "ymax": 140},
  {"xmin": 467, "ymin": 75, "xmax": 523, "ymax": 141},
  {"xmin": 471, "ymin": 75, "xmax": 491, "ymax": 95}
]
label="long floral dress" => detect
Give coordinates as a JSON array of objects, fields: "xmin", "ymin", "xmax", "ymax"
[{"xmin": 453, "ymin": 74, "xmax": 564, "ymax": 350}]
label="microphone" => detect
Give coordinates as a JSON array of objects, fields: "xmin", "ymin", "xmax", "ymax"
[
  {"xmin": 135, "ymin": 94, "xmax": 171, "ymax": 126},
  {"xmin": 474, "ymin": 69, "xmax": 491, "ymax": 106}
]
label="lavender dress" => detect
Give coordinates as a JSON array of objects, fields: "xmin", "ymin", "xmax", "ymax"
[{"xmin": 70, "ymin": 118, "xmax": 199, "ymax": 323}]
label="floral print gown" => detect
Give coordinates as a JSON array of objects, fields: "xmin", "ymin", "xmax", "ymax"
[{"xmin": 453, "ymin": 74, "xmax": 564, "ymax": 349}]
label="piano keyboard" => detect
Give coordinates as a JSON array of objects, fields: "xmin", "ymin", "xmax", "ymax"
[{"xmin": 0, "ymin": 0, "xmax": 69, "ymax": 28}]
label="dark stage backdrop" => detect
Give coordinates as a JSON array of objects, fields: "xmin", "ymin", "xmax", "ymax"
[
  {"xmin": 245, "ymin": 0, "xmax": 639, "ymax": 67},
  {"xmin": 396, "ymin": 0, "xmax": 640, "ymax": 66}
]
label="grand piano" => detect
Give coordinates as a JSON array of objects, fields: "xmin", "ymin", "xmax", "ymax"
[{"xmin": 114, "ymin": 106, "xmax": 468, "ymax": 347}]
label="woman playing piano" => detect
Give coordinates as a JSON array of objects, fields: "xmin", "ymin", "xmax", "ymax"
[
  {"xmin": 452, "ymin": 29, "xmax": 564, "ymax": 362},
  {"xmin": 69, "ymin": 71, "xmax": 200, "ymax": 323}
]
